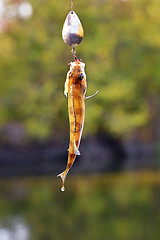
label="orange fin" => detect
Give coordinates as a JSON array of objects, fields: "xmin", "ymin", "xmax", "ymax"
[
  {"xmin": 68, "ymin": 141, "xmax": 80, "ymax": 155},
  {"xmin": 64, "ymin": 78, "xmax": 69, "ymax": 97},
  {"xmin": 74, "ymin": 140, "xmax": 80, "ymax": 155}
]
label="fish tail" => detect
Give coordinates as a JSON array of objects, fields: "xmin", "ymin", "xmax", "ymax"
[{"xmin": 57, "ymin": 169, "xmax": 69, "ymax": 192}]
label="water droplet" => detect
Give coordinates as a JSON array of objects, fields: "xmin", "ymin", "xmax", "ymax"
[
  {"xmin": 61, "ymin": 185, "xmax": 65, "ymax": 192},
  {"xmin": 62, "ymin": 11, "xmax": 84, "ymax": 46}
]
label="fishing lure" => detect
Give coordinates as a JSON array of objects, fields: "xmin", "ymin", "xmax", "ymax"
[{"xmin": 57, "ymin": 0, "xmax": 98, "ymax": 191}]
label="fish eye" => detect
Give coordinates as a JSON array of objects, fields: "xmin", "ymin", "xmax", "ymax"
[{"xmin": 78, "ymin": 73, "xmax": 84, "ymax": 80}]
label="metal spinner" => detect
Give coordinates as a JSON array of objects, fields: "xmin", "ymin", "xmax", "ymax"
[{"xmin": 62, "ymin": 0, "xmax": 84, "ymax": 57}]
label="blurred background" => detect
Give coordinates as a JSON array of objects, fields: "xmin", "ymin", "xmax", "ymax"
[{"xmin": 0, "ymin": 0, "xmax": 160, "ymax": 239}]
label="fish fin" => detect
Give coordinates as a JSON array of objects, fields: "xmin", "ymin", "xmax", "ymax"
[
  {"xmin": 57, "ymin": 169, "xmax": 68, "ymax": 192},
  {"xmin": 85, "ymin": 90, "xmax": 99, "ymax": 100},
  {"xmin": 64, "ymin": 90, "xmax": 68, "ymax": 97},
  {"xmin": 68, "ymin": 147, "xmax": 80, "ymax": 155},
  {"xmin": 74, "ymin": 147, "xmax": 80, "ymax": 155},
  {"xmin": 74, "ymin": 141, "xmax": 80, "ymax": 155},
  {"xmin": 64, "ymin": 87, "xmax": 68, "ymax": 97},
  {"xmin": 64, "ymin": 79, "xmax": 69, "ymax": 97}
]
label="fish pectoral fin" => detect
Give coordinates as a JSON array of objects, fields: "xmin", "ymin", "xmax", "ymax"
[
  {"xmin": 64, "ymin": 89, "xmax": 68, "ymax": 97},
  {"xmin": 85, "ymin": 90, "xmax": 99, "ymax": 100},
  {"xmin": 64, "ymin": 79, "xmax": 69, "ymax": 97}
]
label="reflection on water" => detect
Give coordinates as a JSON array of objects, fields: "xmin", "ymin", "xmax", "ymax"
[
  {"xmin": 0, "ymin": 217, "xmax": 29, "ymax": 240},
  {"xmin": 0, "ymin": 172, "xmax": 160, "ymax": 240}
]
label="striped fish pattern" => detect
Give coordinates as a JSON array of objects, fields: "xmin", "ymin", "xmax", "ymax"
[{"xmin": 57, "ymin": 59, "xmax": 87, "ymax": 191}]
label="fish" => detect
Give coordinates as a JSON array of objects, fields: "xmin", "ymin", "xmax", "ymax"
[{"xmin": 57, "ymin": 58, "xmax": 98, "ymax": 191}]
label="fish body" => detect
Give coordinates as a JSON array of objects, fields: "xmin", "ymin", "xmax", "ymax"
[{"xmin": 57, "ymin": 59, "xmax": 87, "ymax": 191}]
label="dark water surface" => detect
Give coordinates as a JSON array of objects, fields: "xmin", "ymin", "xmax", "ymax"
[{"xmin": 0, "ymin": 171, "xmax": 160, "ymax": 240}]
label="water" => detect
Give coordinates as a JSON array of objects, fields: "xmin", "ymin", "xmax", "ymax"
[
  {"xmin": 0, "ymin": 172, "xmax": 160, "ymax": 240},
  {"xmin": 0, "ymin": 217, "xmax": 29, "ymax": 240}
]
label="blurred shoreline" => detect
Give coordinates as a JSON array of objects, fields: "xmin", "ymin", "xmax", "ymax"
[{"xmin": 0, "ymin": 135, "xmax": 158, "ymax": 178}]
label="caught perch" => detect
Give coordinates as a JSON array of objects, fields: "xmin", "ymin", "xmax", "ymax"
[
  {"xmin": 57, "ymin": 58, "xmax": 98, "ymax": 191},
  {"xmin": 57, "ymin": 59, "xmax": 86, "ymax": 191}
]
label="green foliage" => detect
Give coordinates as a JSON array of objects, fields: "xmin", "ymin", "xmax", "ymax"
[
  {"xmin": 0, "ymin": 172, "xmax": 160, "ymax": 240},
  {"xmin": 0, "ymin": 0, "xmax": 160, "ymax": 139}
]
